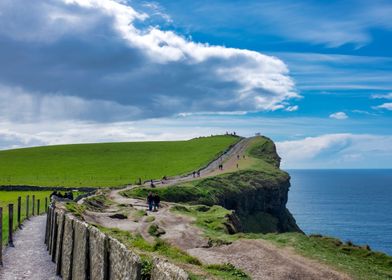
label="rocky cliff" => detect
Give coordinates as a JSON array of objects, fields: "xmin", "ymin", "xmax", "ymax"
[{"xmin": 124, "ymin": 136, "xmax": 301, "ymax": 233}]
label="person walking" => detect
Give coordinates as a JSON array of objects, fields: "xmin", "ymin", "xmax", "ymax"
[
  {"xmin": 153, "ymin": 194, "xmax": 160, "ymax": 211},
  {"xmin": 147, "ymin": 192, "xmax": 154, "ymax": 211}
]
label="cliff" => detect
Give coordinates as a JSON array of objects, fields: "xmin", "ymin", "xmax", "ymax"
[{"xmin": 124, "ymin": 136, "xmax": 301, "ymax": 233}]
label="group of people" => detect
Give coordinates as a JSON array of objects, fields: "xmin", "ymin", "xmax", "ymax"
[
  {"xmin": 147, "ymin": 192, "xmax": 160, "ymax": 211},
  {"xmin": 50, "ymin": 191, "xmax": 74, "ymax": 200},
  {"xmin": 218, "ymin": 164, "xmax": 224, "ymax": 170},
  {"xmin": 192, "ymin": 171, "xmax": 201, "ymax": 178}
]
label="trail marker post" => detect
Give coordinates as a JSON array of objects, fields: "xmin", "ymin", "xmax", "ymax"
[
  {"xmin": 26, "ymin": 195, "xmax": 30, "ymax": 219},
  {"xmin": 37, "ymin": 199, "xmax": 40, "ymax": 215},
  {"xmin": 17, "ymin": 196, "xmax": 21, "ymax": 229},
  {"xmin": 45, "ymin": 197, "xmax": 48, "ymax": 213},
  {"xmin": 8, "ymin": 204, "xmax": 14, "ymax": 247},
  {"xmin": 32, "ymin": 195, "xmax": 35, "ymax": 216},
  {"xmin": 0, "ymin": 207, "xmax": 3, "ymax": 266}
]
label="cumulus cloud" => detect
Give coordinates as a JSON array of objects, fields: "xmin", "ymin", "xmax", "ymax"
[
  {"xmin": 329, "ymin": 112, "xmax": 348, "ymax": 120},
  {"xmin": 0, "ymin": 0, "xmax": 297, "ymax": 124},
  {"xmin": 276, "ymin": 134, "xmax": 392, "ymax": 168}
]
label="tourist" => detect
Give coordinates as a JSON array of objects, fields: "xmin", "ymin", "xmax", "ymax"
[
  {"xmin": 50, "ymin": 191, "xmax": 58, "ymax": 199},
  {"xmin": 193, "ymin": 171, "xmax": 196, "ymax": 178},
  {"xmin": 147, "ymin": 192, "xmax": 154, "ymax": 211},
  {"xmin": 153, "ymin": 194, "xmax": 160, "ymax": 211}
]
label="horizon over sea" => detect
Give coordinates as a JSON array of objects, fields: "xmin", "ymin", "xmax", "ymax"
[{"xmin": 286, "ymin": 169, "xmax": 392, "ymax": 256}]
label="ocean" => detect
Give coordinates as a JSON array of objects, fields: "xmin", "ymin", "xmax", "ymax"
[{"xmin": 286, "ymin": 169, "xmax": 392, "ymax": 256}]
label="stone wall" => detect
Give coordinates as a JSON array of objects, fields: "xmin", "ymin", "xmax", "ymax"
[{"xmin": 45, "ymin": 206, "xmax": 189, "ymax": 280}]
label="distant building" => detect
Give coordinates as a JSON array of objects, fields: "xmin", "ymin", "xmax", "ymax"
[{"xmin": 255, "ymin": 132, "xmax": 261, "ymax": 136}]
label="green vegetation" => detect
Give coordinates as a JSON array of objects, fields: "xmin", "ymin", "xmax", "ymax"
[
  {"xmin": 206, "ymin": 264, "xmax": 251, "ymax": 280},
  {"xmin": 147, "ymin": 224, "xmax": 165, "ymax": 237},
  {"xmin": 0, "ymin": 135, "xmax": 239, "ymax": 187},
  {"xmin": 83, "ymin": 194, "xmax": 113, "ymax": 211},
  {"xmin": 260, "ymin": 233, "xmax": 392, "ymax": 280},
  {"xmin": 65, "ymin": 202, "xmax": 87, "ymax": 218},
  {"xmin": 0, "ymin": 191, "xmax": 51, "ymax": 244},
  {"xmin": 171, "ymin": 204, "xmax": 235, "ymax": 244},
  {"xmin": 246, "ymin": 136, "xmax": 281, "ymax": 167},
  {"xmin": 123, "ymin": 169, "xmax": 288, "ymax": 207}
]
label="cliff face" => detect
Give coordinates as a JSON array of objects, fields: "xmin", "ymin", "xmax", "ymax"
[
  {"xmin": 195, "ymin": 170, "xmax": 301, "ymax": 233},
  {"xmin": 123, "ymin": 136, "xmax": 302, "ymax": 234}
]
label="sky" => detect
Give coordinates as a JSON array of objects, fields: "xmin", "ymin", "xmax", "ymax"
[{"xmin": 0, "ymin": 0, "xmax": 392, "ymax": 168}]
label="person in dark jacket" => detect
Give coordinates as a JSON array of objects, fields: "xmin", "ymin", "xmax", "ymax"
[
  {"xmin": 153, "ymin": 194, "xmax": 160, "ymax": 211},
  {"xmin": 147, "ymin": 192, "xmax": 154, "ymax": 211}
]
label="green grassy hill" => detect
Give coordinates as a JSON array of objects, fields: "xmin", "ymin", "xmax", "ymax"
[{"xmin": 0, "ymin": 135, "xmax": 239, "ymax": 187}]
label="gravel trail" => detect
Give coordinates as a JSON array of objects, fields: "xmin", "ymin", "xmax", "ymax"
[{"xmin": 0, "ymin": 215, "xmax": 59, "ymax": 280}]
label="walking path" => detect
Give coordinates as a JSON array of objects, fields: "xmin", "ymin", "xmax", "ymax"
[{"xmin": 0, "ymin": 215, "xmax": 59, "ymax": 280}]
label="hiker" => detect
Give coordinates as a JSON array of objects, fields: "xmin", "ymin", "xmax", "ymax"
[
  {"xmin": 150, "ymin": 179, "xmax": 155, "ymax": 188},
  {"xmin": 153, "ymin": 194, "xmax": 160, "ymax": 211},
  {"xmin": 147, "ymin": 192, "xmax": 154, "ymax": 211},
  {"xmin": 237, "ymin": 154, "xmax": 240, "ymax": 160},
  {"xmin": 193, "ymin": 171, "xmax": 196, "ymax": 178},
  {"xmin": 66, "ymin": 191, "xmax": 74, "ymax": 200},
  {"xmin": 236, "ymin": 163, "xmax": 239, "ymax": 168},
  {"xmin": 50, "ymin": 191, "xmax": 58, "ymax": 199},
  {"xmin": 197, "ymin": 170, "xmax": 200, "ymax": 177}
]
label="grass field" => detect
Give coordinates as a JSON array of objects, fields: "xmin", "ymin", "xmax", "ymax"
[
  {"xmin": 0, "ymin": 191, "xmax": 52, "ymax": 244},
  {"xmin": 0, "ymin": 135, "xmax": 239, "ymax": 187}
]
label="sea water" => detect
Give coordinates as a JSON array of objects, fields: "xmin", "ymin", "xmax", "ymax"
[{"xmin": 286, "ymin": 169, "xmax": 392, "ymax": 255}]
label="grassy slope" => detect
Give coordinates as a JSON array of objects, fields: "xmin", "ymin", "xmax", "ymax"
[
  {"xmin": 123, "ymin": 136, "xmax": 288, "ymax": 205},
  {"xmin": 0, "ymin": 191, "xmax": 51, "ymax": 244},
  {"xmin": 0, "ymin": 135, "xmax": 239, "ymax": 187}
]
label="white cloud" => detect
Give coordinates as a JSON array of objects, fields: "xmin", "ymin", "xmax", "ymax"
[
  {"xmin": 285, "ymin": 105, "xmax": 299, "ymax": 112},
  {"xmin": 0, "ymin": 0, "xmax": 298, "ymax": 124},
  {"xmin": 276, "ymin": 134, "xmax": 392, "ymax": 168},
  {"xmin": 329, "ymin": 112, "xmax": 348, "ymax": 120},
  {"xmin": 374, "ymin": 103, "xmax": 392, "ymax": 111},
  {"xmin": 371, "ymin": 93, "xmax": 392, "ymax": 99}
]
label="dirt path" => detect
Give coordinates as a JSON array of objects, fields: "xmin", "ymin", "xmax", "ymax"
[
  {"xmin": 0, "ymin": 215, "xmax": 60, "ymax": 280},
  {"xmin": 188, "ymin": 239, "xmax": 350, "ymax": 280},
  {"xmin": 107, "ymin": 136, "xmax": 252, "ymax": 202}
]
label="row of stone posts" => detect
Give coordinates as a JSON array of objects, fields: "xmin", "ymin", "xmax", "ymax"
[{"xmin": 0, "ymin": 196, "xmax": 49, "ymax": 267}]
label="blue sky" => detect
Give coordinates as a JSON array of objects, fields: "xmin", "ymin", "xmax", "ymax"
[{"xmin": 0, "ymin": 0, "xmax": 391, "ymax": 168}]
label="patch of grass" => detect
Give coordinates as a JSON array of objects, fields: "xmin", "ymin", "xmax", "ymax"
[
  {"xmin": 246, "ymin": 136, "xmax": 281, "ymax": 167},
  {"xmin": 260, "ymin": 232, "xmax": 392, "ymax": 280},
  {"xmin": 0, "ymin": 135, "xmax": 239, "ymax": 187},
  {"xmin": 129, "ymin": 209, "xmax": 147, "ymax": 222},
  {"xmin": 140, "ymin": 256, "xmax": 153, "ymax": 280},
  {"xmin": 148, "ymin": 224, "xmax": 165, "ymax": 237},
  {"xmin": 145, "ymin": 216, "xmax": 155, "ymax": 223},
  {"xmin": 171, "ymin": 204, "xmax": 234, "ymax": 237},
  {"xmin": 206, "ymin": 263, "xmax": 251, "ymax": 280},
  {"xmin": 0, "ymin": 190, "xmax": 52, "ymax": 244},
  {"xmin": 65, "ymin": 202, "xmax": 86, "ymax": 218},
  {"xmin": 83, "ymin": 194, "xmax": 113, "ymax": 211}
]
